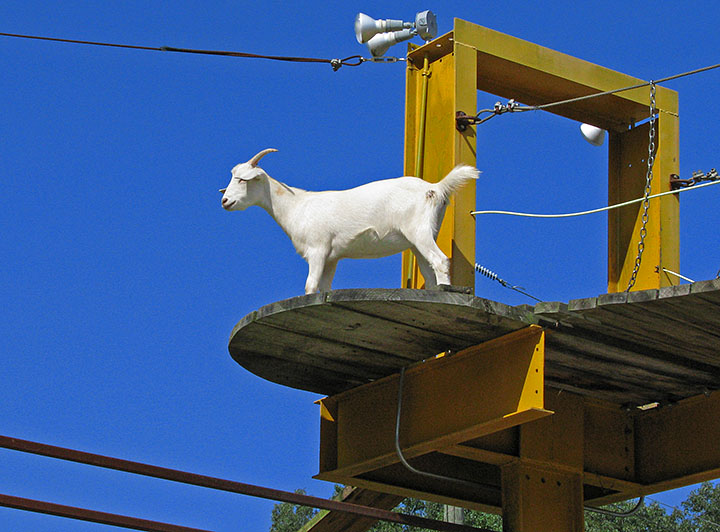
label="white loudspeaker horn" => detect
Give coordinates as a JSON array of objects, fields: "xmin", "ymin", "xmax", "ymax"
[
  {"xmin": 415, "ymin": 10, "xmax": 437, "ymax": 41},
  {"xmin": 366, "ymin": 29, "xmax": 415, "ymax": 57},
  {"xmin": 354, "ymin": 13, "xmax": 410, "ymax": 44},
  {"xmin": 580, "ymin": 123, "xmax": 606, "ymax": 147}
]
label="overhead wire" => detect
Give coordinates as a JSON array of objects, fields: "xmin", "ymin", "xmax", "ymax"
[
  {"xmin": 471, "ymin": 175, "xmax": 718, "ymax": 289},
  {"xmin": 0, "ymin": 31, "xmax": 365, "ymax": 70},
  {"xmin": 514, "ymin": 62, "xmax": 720, "ymax": 113},
  {"xmin": 471, "ymin": 179, "xmax": 720, "ymax": 219},
  {"xmin": 457, "ymin": 61, "xmax": 720, "ymax": 125},
  {"xmin": 474, "ymin": 264, "xmax": 542, "ymax": 302},
  {"xmin": 4, "ymin": 31, "xmax": 720, "ymax": 86},
  {"xmin": 662, "ymin": 268, "xmax": 695, "ymax": 283}
]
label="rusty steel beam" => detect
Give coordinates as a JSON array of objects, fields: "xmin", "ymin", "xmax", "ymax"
[
  {"xmin": 0, "ymin": 493, "xmax": 209, "ymax": 532},
  {"xmin": 0, "ymin": 435, "xmax": 487, "ymax": 532}
]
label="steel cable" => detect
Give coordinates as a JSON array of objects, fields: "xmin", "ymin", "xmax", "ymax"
[{"xmin": 0, "ymin": 32, "xmax": 364, "ymax": 70}]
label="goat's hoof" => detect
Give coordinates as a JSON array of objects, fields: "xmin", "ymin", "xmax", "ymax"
[{"xmin": 434, "ymin": 284, "xmax": 473, "ymax": 294}]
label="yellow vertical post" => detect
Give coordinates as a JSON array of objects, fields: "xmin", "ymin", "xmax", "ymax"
[
  {"xmin": 608, "ymin": 93, "xmax": 680, "ymax": 292},
  {"xmin": 501, "ymin": 391, "xmax": 586, "ymax": 532},
  {"xmin": 501, "ymin": 463, "xmax": 585, "ymax": 532},
  {"xmin": 402, "ymin": 30, "xmax": 477, "ymax": 291}
]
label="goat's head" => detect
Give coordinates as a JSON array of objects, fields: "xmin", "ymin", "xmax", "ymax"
[{"xmin": 220, "ymin": 148, "xmax": 277, "ymax": 211}]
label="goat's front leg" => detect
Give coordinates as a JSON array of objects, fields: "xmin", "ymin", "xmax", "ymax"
[
  {"xmin": 318, "ymin": 259, "xmax": 338, "ymax": 292},
  {"xmin": 304, "ymin": 248, "xmax": 331, "ymax": 294}
]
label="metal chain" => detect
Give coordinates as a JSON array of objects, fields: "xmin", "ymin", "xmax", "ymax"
[{"xmin": 626, "ymin": 82, "xmax": 657, "ymax": 292}]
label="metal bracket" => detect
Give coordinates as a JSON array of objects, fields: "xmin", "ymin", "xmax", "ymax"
[
  {"xmin": 456, "ymin": 100, "xmax": 520, "ymax": 131},
  {"xmin": 455, "ymin": 111, "xmax": 475, "ymax": 132}
]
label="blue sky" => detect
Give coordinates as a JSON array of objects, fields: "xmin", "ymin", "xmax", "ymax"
[{"xmin": 1, "ymin": 1, "xmax": 718, "ymax": 530}]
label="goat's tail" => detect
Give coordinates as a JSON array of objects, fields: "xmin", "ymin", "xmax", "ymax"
[{"xmin": 434, "ymin": 165, "xmax": 480, "ymax": 202}]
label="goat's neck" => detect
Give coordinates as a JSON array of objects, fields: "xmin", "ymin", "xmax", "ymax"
[{"xmin": 258, "ymin": 175, "xmax": 305, "ymax": 232}]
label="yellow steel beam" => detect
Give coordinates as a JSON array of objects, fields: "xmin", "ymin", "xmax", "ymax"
[
  {"xmin": 635, "ymin": 390, "xmax": 720, "ymax": 488},
  {"xmin": 315, "ymin": 471, "xmax": 503, "ymax": 516},
  {"xmin": 402, "ymin": 32, "xmax": 477, "ymax": 290},
  {"xmin": 582, "ymin": 397, "xmax": 636, "ymax": 485},
  {"xmin": 520, "ymin": 389, "xmax": 585, "ymax": 472},
  {"xmin": 421, "ymin": 387, "xmax": 720, "ymax": 509},
  {"xmin": 320, "ymin": 360, "xmax": 720, "ymax": 514},
  {"xmin": 317, "ymin": 327, "xmax": 548, "ymax": 504},
  {"xmin": 446, "ymin": 19, "xmax": 678, "ymax": 131}
]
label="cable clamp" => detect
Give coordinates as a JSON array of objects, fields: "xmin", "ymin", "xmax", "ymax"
[
  {"xmin": 456, "ymin": 99, "xmax": 519, "ymax": 131},
  {"xmin": 670, "ymin": 168, "xmax": 719, "ymax": 190}
]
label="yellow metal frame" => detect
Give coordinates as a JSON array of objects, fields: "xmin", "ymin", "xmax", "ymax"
[
  {"xmin": 402, "ymin": 19, "xmax": 680, "ymax": 293},
  {"xmin": 317, "ymin": 327, "xmax": 548, "ymax": 507},
  {"xmin": 317, "ymin": 327, "xmax": 720, "ymax": 529},
  {"xmin": 402, "ymin": 30, "xmax": 477, "ymax": 291},
  {"xmin": 315, "ymin": 18, "xmax": 703, "ymax": 532}
]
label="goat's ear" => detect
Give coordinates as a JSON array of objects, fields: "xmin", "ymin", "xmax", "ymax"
[
  {"xmin": 219, "ymin": 188, "xmax": 227, "ymax": 193},
  {"xmin": 248, "ymin": 148, "xmax": 278, "ymax": 167}
]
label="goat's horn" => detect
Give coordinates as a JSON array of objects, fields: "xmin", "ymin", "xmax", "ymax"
[{"xmin": 248, "ymin": 148, "xmax": 278, "ymax": 167}]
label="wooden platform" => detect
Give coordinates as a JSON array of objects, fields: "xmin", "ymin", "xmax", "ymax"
[{"xmin": 228, "ymin": 280, "xmax": 720, "ymax": 407}]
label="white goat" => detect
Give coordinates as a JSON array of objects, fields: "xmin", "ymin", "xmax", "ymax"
[{"xmin": 220, "ymin": 149, "xmax": 478, "ymax": 294}]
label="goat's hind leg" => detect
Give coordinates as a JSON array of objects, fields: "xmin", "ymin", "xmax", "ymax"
[
  {"xmin": 411, "ymin": 248, "xmax": 438, "ymax": 289},
  {"xmin": 409, "ymin": 234, "xmax": 451, "ymax": 287}
]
